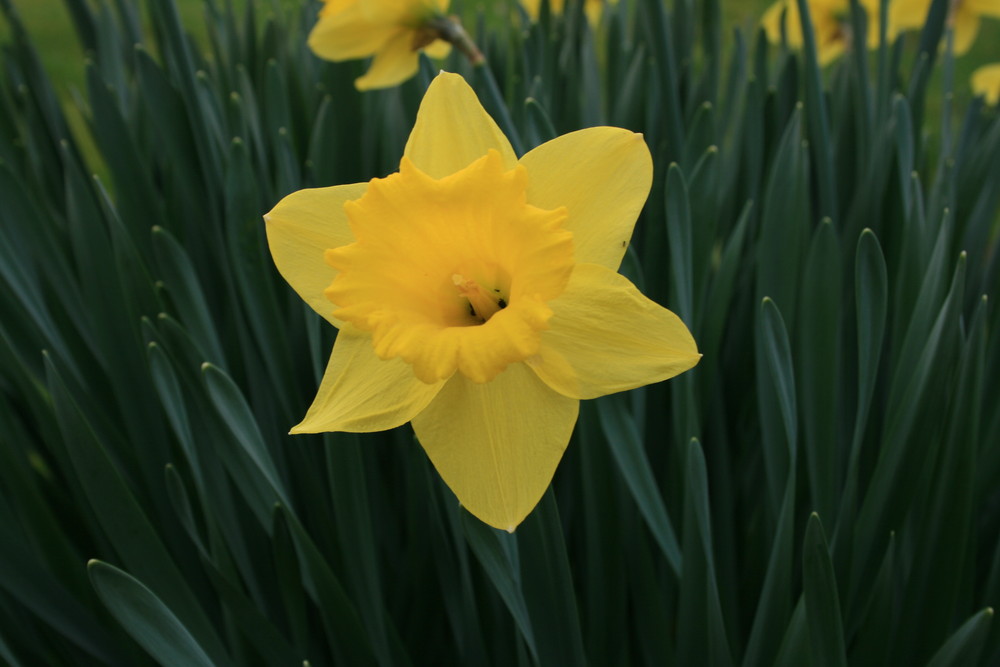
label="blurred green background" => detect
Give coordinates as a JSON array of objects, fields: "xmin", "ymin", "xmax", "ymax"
[
  {"xmin": 2, "ymin": 0, "xmax": 997, "ymax": 187},
  {"xmin": 7, "ymin": 0, "xmax": 998, "ymax": 110},
  {"xmin": 1, "ymin": 0, "xmax": 998, "ymax": 664}
]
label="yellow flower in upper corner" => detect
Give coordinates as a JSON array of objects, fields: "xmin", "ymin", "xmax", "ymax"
[
  {"xmin": 972, "ymin": 63, "xmax": 1000, "ymax": 105},
  {"xmin": 308, "ymin": 0, "xmax": 453, "ymax": 91},
  {"xmin": 887, "ymin": 0, "xmax": 1000, "ymax": 55},
  {"xmin": 265, "ymin": 72, "xmax": 700, "ymax": 532},
  {"xmin": 762, "ymin": 0, "xmax": 849, "ymax": 65},
  {"xmin": 521, "ymin": 0, "xmax": 618, "ymax": 27},
  {"xmin": 761, "ymin": 0, "xmax": 894, "ymax": 65}
]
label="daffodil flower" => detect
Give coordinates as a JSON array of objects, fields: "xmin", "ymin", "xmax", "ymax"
[
  {"xmin": 887, "ymin": 0, "xmax": 1000, "ymax": 54},
  {"xmin": 265, "ymin": 72, "xmax": 700, "ymax": 531},
  {"xmin": 308, "ymin": 0, "xmax": 454, "ymax": 90},
  {"xmin": 761, "ymin": 0, "xmax": 889, "ymax": 65},
  {"xmin": 521, "ymin": 0, "xmax": 618, "ymax": 27},
  {"xmin": 972, "ymin": 63, "xmax": 1000, "ymax": 104}
]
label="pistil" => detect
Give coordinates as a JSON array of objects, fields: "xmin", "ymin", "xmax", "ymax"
[{"xmin": 453, "ymin": 274, "xmax": 506, "ymax": 322}]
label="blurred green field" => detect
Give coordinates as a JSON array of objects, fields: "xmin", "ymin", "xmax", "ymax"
[
  {"xmin": 2, "ymin": 0, "xmax": 289, "ymax": 93},
  {"xmin": 1, "ymin": 0, "xmax": 998, "ymax": 664}
]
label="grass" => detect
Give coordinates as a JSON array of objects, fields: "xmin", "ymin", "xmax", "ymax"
[{"xmin": 0, "ymin": 0, "xmax": 998, "ymax": 665}]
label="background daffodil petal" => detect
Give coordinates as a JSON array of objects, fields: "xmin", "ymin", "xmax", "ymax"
[
  {"xmin": 761, "ymin": 0, "xmax": 803, "ymax": 47},
  {"xmin": 422, "ymin": 39, "xmax": 452, "ymax": 60},
  {"xmin": 584, "ymin": 1, "xmax": 604, "ymax": 27},
  {"xmin": 292, "ymin": 328, "xmax": 445, "ymax": 433},
  {"xmin": 886, "ymin": 0, "xmax": 928, "ymax": 30},
  {"xmin": 308, "ymin": 3, "xmax": 394, "ymax": 61},
  {"xmin": 816, "ymin": 39, "xmax": 845, "ymax": 66},
  {"xmin": 361, "ymin": 0, "xmax": 415, "ymax": 22},
  {"xmin": 524, "ymin": 0, "xmax": 582, "ymax": 18},
  {"xmin": 518, "ymin": 127, "xmax": 652, "ymax": 271},
  {"xmin": 403, "ymin": 72, "xmax": 518, "ymax": 178},
  {"xmin": 265, "ymin": 182, "xmax": 367, "ymax": 326},
  {"xmin": 950, "ymin": 8, "xmax": 980, "ymax": 55},
  {"xmin": 411, "ymin": 363, "xmax": 578, "ymax": 532},
  {"xmin": 355, "ymin": 30, "xmax": 422, "ymax": 91},
  {"xmin": 526, "ymin": 263, "xmax": 701, "ymax": 400},
  {"xmin": 966, "ymin": 0, "xmax": 1000, "ymax": 17},
  {"xmin": 971, "ymin": 63, "xmax": 1000, "ymax": 105}
]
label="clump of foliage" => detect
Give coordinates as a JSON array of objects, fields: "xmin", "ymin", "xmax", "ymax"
[{"xmin": 0, "ymin": 0, "xmax": 997, "ymax": 664}]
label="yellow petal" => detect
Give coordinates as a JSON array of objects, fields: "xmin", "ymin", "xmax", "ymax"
[
  {"xmin": 971, "ymin": 63, "xmax": 1000, "ymax": 105},
  {"xmin": 264, "ymin": 182, "xmax": 367, "ymax": 326},
  {"xmin": 886, "ymin": 0, "xmax": 930, "ymax": 31},
  {"xmin": 411, "ymin": 362, "xmax": 578, "ymax": 531},
  {"xmin": 815, "ymin": 36, "xmax": 846, "ymax": 66},
  {"xmin": 521, "ymin": 0, "xmax": 569, "ymax": 18},
  {"xmin": 858, "ymin": 0, "xmax": 891, "ymax": 47},
  {"xmin": 292, "ymin": 327, "xmax": 444, "ymax": 433},
  {"xmin": 949, "ymin": 6, "xmax": 980, "ymax": 55},
  {"xmin": 518, "ymin": 127, "xmax": 652, "ymax": 271},
  {"xmin": 357, "ymin": 0, "xmax": 447, "ymax": 24},
  {"xmin": 362, "ymin": 0, "xmax": 414, "ymax": 21},
  {"xmin": 355, "ymin": 29, "xmax": 422, "ymax": 91},
  {"xmin": 584, "ymin": 0, "xmax": 603, "ymax": 26},
  {"xmin": 526, "ymin": 263, "xmax": 701, "ymax": 399},
  {"xmin": 403, "ymin": 72, "xmax": 518, "ymax": 178},
  {"xmin": 308, "ymin": 2, "xmax": 395, "ymax": 62},
  {"xmin": 521, "ymin": 0, "xmax": 541, "ymax": 18},
  {"xmin": 422, "ymin": 39, "xmax": 452, "ymax": 60},
  {"xmin": 762, "ymin": 0, "xmax": 803, "ymax": 47},
  {"xmin": 965, "ymin": 0, "xmax": 1000, "ymax": 18},
  {"xmin": 762, "ymin": 0, "xmax": 852, "ymax": 63}
]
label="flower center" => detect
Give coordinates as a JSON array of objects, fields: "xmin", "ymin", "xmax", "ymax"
[
  {"xmin": 324, "ymin": 150, "xmax": 573, "ymax": 384},
  {"xmin": 453, "ymin": 274, "xmax": 507, "ymax": 322}
]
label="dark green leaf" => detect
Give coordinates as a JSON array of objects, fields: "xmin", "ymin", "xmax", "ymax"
[
  {"xmin": 802, "ymin": 514, "xmax": 847, "ymax": 667},
  {"xmin": 88, "ymin": 560, "xmax": 217, "ymax": 667}
]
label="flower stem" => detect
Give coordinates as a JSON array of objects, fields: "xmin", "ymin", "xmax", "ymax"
[{"xmin": 426, "ymin": 15, "xmax": 484, "ymax": 66}]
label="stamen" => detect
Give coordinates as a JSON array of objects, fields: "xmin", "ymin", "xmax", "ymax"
[{"xmin": 453, "ymin": 274, "xmax": 506, "ymax": 322}]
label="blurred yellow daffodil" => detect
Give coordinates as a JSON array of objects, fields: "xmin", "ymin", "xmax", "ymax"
[
  {"xmin": 972, "ymin": 63, "xmax": 1000, "ymax": 104},
  {"xmin": 761, "ymin": 0, "xmax": 891, "ymax": 65},
  {"xmin": 887, "ymin": 0, "xmax": 1000, "ymax": 54},
  {"xmin": 308, "ymin": 0, "xmax": 453, "ymax": 90},
  {"xmin": 521, "ymin": 0, "xmax": 618, "ymax": 27},
  {"xmin": 265, "ymin": 72, "xmax": 700, "ymax": 531}
]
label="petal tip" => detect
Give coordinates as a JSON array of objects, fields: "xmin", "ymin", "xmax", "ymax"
[
  {"xmin": 432, "ymin": 70, "xmax": 463, "ymax": 83},
  {"xmin": 290, "ymin": 418, "xmax": 322, "ymax": 435},
  {"xmin": 423, "ymin": 70, "xmax": 478, "ymax": 100}
]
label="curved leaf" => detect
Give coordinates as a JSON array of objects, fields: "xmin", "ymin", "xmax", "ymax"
[{"xmin": 88, "ymin": 560, "xmax": 216, "ymax": 667}]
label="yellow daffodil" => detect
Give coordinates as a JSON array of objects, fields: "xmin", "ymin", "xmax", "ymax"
[
  {"xmin": 887, "ymin": 0, "xmax": 1000, "ymax": 54},
  {"xmin": 265, "ymin": 72, "xmax": 700, "ymax": 531},
  {"xmin": 521, "ymin": 0, "xmax": 618, "ymax": 27},
  {"xmin": 762, "ymin": 0, "xmax": 850, "ymax": 65},
  {"xmin": 308, "ymin": 0, "xmax": 453, "ymax": 90},
  {"xmin": 972, "ymin": 63, "xmax": 1000, "ymax": 104},
  {"xmin": 761, "ymin": 0, "xmax": 891, "ymax": 65}
]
